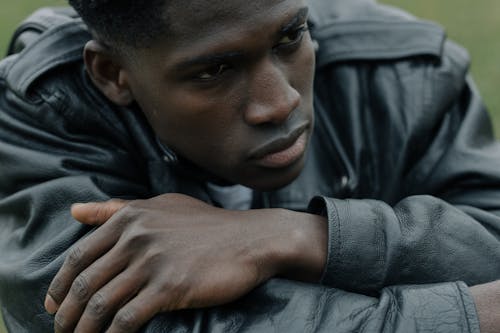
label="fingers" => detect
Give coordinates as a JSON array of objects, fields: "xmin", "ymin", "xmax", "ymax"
[
  {"xmin": 46, "ymin": 216, "xmax": 125, "ymax": 315},
  {"xmin": 52, "ymin": 245, "xmax": 130, "ymax": 332},
  {"xmin": 73, "ymin": 267, "xmax": 146, "ymax": 333},
  {"xmin": 105, "ymin": 290, "xmax": 163, "ymax": 333},
  {"xmin": 72, "ymin": 199, "xmax": 128, "ymax": 226}
]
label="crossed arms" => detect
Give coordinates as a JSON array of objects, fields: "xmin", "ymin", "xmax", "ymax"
[{"xmin": 43, "ymin": 194, "xmax": 500, "ymax": 333}]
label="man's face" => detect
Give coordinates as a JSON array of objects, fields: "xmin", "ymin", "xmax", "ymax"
[{"xmin": 123, "ymin": 0, "xmax": 315, "ymax": 190}]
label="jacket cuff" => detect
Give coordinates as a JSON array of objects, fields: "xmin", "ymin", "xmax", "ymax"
[
  {"xmin": 308, "ymin": 196, "xmax": 395, "ymax": 291},
  {"xmin": 308, "ymin": 196, "xmax": 342, "ymax": 287},
  {"xmin": 308, "ymin": 197, "xmax": 482, "ymax": 331},
  {"xmin": 456, "ymin": 281, "xmax": 482, "ymax": 333}
]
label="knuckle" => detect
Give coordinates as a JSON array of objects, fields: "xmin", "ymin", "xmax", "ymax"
[
  {"xmin": 70, "ymin": 274, "xmax": 90, "ymax": 299},
  {"xmin": 156, "ymin": 275, "xmax": 191, "ymax": 309},
  {"xmin": 116, "ymin": 204, "xmax": 141, "ymax": 226},
  {"xmin": 114, "ymin": 308, "xmax": 137, "ymax": 331},
  {"xmin": 120, "ymin": 202, "xmax": 137, "ymax": 214},
  {"xmin": 48, "ymin": 276, "xmax": 65, "ymax": 300},
  {"xmin": 123, "ymin": 229, "xmax": 152, "ymax": 248},
  {"xmin": 126, "ymin": 199, "xmax": 144, "ymax": 209},
  {"xmin": 87, "ymin": 292, "xmax": 107, "ymax": 317},
  {"xmin": 143, "ymin": 249, "xmax": 163, "ymax": 265},
  {"xmin": 66, "ymin": 246, "xmax": 84, "ymax": 269},
  {"xmin": 54, "ymin": 311, "xmax": 69, "ymax": 332}
]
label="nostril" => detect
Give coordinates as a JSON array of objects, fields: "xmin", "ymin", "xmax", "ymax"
[{"xmin": 244, "ymin": 85, "xmax": 300, "ymax": 126}]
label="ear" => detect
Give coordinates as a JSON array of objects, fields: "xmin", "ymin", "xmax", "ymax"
[{"xmin": 83, "ymin": 40, "xmax": 134, "ymax": 106}]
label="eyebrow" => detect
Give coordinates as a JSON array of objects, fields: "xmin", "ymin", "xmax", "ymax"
[
  {"xmin": 173, "ymin": 6, "xmax": 309, "ymax": 72},
  {"xmin": 280, "ymin": 7, "xmax": 309, "ymax": 35}
]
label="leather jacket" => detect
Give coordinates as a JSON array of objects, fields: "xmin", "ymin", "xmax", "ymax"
[{"xmin": 1, "ymin": 0, "xmax": 499, "ymax": 332}]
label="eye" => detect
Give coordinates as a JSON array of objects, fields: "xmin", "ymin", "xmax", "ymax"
[
  {"xmin": 195, "ymin": 64, "xmax": 231, "ymax": 81},
  {"xmin": 276, "ymin": 24, "xmax": 308, "ymax": 48}
]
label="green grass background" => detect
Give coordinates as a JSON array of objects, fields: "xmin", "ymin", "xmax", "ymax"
[{"xmin": 0, "ymin": 1, "xmax": 499, "ymax": 332}]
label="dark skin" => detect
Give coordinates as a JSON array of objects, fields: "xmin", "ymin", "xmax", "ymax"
[
  {"xmin": 45, "ymin": 1, "xmax": 328, "ymax": 332},
  {"xmin": 44, "ymin": 0, "xmax": 500, "ymax": 332},
  {"xmin": 48, "ymin": 196, "xmax": 326, "ymax": 333}
]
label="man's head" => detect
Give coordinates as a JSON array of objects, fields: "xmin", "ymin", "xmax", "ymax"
[
  {"xmin": 68, "ymin": 0, "xmax": 168, "ymax": 49},
  {"xmin": 71, "ymin": 0, "xmax": 316, "ymax": 190}
]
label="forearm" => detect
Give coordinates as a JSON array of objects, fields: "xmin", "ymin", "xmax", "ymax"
[
  {"xmin": 139, "ymin": 279, "xmax": 480, "ymax": 333},
  {"xmin": 309, "ymin": 195, "xmax": 500, "ymax": 293}
]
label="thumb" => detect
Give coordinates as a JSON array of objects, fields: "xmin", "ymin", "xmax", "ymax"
[{"xmin": 71, "ymin": 199, "xmax": 128, "ymax": 226}]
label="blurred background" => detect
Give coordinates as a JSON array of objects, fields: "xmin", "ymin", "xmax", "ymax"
[{"xmin": 0, "ymin": 0, "xmax": 499, "ymax": 331}]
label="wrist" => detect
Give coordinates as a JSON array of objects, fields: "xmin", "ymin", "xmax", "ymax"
[{"xmin": 256, "ymin": 209, "xmax": 327, "ymax": 283}]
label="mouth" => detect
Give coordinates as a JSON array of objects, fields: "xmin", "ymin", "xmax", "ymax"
[{"xmin": 249, "ymin": 124, "xmax": 309, "ymax": 169}]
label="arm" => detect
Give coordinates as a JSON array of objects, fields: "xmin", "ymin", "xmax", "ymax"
[
  {"xmin": 140, "ymin": 279, "xmax": 481, "ymax": 333},
  {"xmin": 309, "ymin": 41, "xmax": 500, "ymax": 294},
  {"xmin": 44, "ymin": 196, "xmax": 483, "ymax": 333}
]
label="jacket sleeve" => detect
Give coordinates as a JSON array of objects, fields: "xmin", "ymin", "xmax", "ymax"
[
  {"xmin": 0, "ymin": 67, "xmax": 153, "ymax": 332},
  {"xmin": 140, "ymin": 280, "xmax": 480, "ymax": 333},
  {"xmin": 309, "ymin": 40, "xmax": 500, "ymax": 294}
]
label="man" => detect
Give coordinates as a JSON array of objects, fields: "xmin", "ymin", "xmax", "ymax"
[{"xmin": 0, "ymin": 0, "xmax": 499, "ymax": 332}]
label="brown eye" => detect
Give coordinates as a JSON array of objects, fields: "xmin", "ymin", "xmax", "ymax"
[
  {"xmin": 277, "ymin": 24, "xmax": 308, "ymax": 47},
  {"xmin": 196, "ymin": 64, "xmax": 231, "ymax": 81}
]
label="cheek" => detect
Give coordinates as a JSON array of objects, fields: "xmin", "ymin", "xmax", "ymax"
[
  {"xmin": 295, "ymin": 37, "xmax": 316, "ymax": 99},
  {"xmin": 140, "ymin": 87, "xmax": 248, "ymax": 169}
]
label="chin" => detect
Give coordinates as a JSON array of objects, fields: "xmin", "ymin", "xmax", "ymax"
[{"xmin": 244, "ymin": 156, "xmax": 306, "ymax": 191}]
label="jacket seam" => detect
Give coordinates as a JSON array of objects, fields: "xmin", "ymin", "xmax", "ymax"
[
  {"xmin": 321, "ymin": 45, "xmax": 441, "ymax": 57},
  {"xmin": 455, "ymin": 282, "xmax": 479, "ymax": 333},
  {"xmin": 319, "ymin": 197, "xmax": 341, "ymax": 285},
  {"xmin": 312, "ymin": 19, "xmax": 442, "ymax": 34},
  {"xmin": 6, "ymin": 21, "xmax": 88, "ymax": 95}
]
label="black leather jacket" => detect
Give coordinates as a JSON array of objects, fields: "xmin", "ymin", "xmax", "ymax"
[{"xmin": 1, "ymin": 0, "xmax": 499, "ymax": 332}]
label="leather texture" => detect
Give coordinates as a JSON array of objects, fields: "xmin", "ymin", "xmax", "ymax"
[{"xmin": 0, "ymin": 0, "xmax": 498, "ymax": 332}]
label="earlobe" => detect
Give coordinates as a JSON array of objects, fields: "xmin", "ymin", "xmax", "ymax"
[{"xmin": 83, "ymin": 40, "xmax": 134, "ymax": 106}]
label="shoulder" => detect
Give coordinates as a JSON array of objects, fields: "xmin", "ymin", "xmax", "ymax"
[
  {"xmin": 308, "ymin": 2, "xmax": 477, "ymax": 174},
  {"xmin": 309, "ymin": 0, "xmax": 468, "ymax": 78},
  {"xmin": 309, "ymin": 0, "xmax": 471, "ymax": 114},
  {"xmin": 1, "ymin": 7, "xmax": 89, "ymax": 99},
  {"xmin": 0, "ymin": 8, "xmax": 131, "ymax": 139}
]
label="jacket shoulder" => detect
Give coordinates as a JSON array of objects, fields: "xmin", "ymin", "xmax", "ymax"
[
  {"xmin": 0, "ymin": 7, "xmax": 90, "ymax": 99},
  {"xmin": 308, "ymin": 0, "xmax": 452, "ymax": 67}
]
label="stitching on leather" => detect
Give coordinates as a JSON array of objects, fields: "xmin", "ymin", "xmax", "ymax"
[
  {"xmin": 455, "ymin": 282, "xmax": 476, "ymax": 332},
  {"xmin": 320, "ymin": 198, "xmax": 342, "ymax": 285},
  {"xmin": 7, "ymin": 21, "xmax": 88, "ymax": 94}
]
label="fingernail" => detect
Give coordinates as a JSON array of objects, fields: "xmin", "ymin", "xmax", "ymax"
[{"xmin": 44, "ymin": 294, "xmax": 58, "ymax": 315}]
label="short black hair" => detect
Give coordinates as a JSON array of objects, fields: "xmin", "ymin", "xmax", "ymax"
[{"xmin": 68, "ymin": 0, "xmax": 168, "ymax": 49}]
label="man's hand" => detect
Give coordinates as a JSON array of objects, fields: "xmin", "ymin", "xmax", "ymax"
[{"xmin": 44, "ymin": 193, "xmax": 327, "ymax": 333}]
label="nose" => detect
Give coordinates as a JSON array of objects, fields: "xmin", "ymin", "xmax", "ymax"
[{"xmin": 244, "ymin": 60, "xmax": 301, "ymax": 126}]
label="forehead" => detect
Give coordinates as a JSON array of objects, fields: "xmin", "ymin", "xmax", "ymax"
[
  {"xmin": 126, "ymin": 0, "xmax": 308, "ymax": 71},
  {"xmin": 165, "ymin": 0, "xmax": 306, "ymax": 42}
]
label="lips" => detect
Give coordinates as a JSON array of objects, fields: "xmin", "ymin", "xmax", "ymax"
[{"xmin": 249, "ymin": 124, "xmax": 309, "ymax": 168}]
